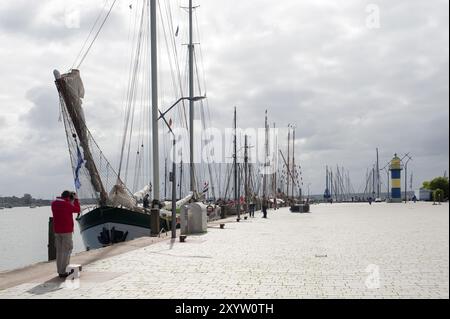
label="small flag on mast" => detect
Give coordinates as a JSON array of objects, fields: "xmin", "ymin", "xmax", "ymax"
[{"xmin": 74, "ymin": 145, "xmax": 84, "ymax": 190}]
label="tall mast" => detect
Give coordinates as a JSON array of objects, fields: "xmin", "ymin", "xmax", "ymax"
[
  {"xmin": 189, "ymin": 0, "xmax": 195, "ymax": 194},
  {"xmin": 291, "ymin": 126, "xmax": 295, "ymax": 199},
  {"xmin": 244, "ymin": 134, "xmax": 249, "ymax": 212},
  {"xmin": 151, "ymin": 0, "xmax": 160, "ymax": 201},
  {"xmin": 234, "ymin": 107, "xmax": 240, "ymax": 219},
  {"xmin": 286, "ymin": 126, "xmax": 290, "ymax": 198},
  {"xmin": 273, "ymin": 123, "xmax": 277, "ymax": 208},
  {"xmin": 372, "ymin": 165, "xmax": 375, "ymax": 197},
  {"xmin": 376, "ymin": 148, "xmax": 380, "ymax": 198},
  {"xmin": 179, "ymin": 155, "xmax": 183, "ymax": 200},
  {"xmin": 263, "ymin": 110, "xmax": 268, "ymax": 199},
  {"xmin": 164, "ymin": 158, "xmax": 168, "ymax": 200},
  {"xmin": 330, "ymin": 169, "xmax": 334, "ymax": 200}
]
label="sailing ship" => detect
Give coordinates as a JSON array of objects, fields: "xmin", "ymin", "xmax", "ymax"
[{"xmin": 54, "ymin": 0, "xmax": 216, "ymax": 250}]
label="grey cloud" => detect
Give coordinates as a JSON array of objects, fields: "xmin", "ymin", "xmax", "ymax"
[
  {"xmin": 21, "ymin": 86, "xmax": 60, "ymax": 132},
  {"xmin": 0, "ymin": 116, "xmax": 6, "ymax": 128},
  {"xmin": 0, "ymin": 0, "xmax": 448, "ymax": 197},
  {"xmin": 0, "ymin": 0, "xmax": 127, "ymax": 42}
]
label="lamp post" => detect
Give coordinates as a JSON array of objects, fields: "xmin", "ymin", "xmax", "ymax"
[{"xmin": 158, "ymin": 96, "xmax": 206, "ymax": 239}]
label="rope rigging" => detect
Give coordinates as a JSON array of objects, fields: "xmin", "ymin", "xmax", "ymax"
[
  {"xmin": 74, "ymin": 0, "xmax": 118, "ymax": 69},
  {"xmin": 69, "ymin": 0, "xmax": 227, "ymax": 201}
]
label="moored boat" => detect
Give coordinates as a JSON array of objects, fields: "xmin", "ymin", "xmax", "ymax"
[{"xmin": 54, "ymin": 1, "xmax": 212, "ymax": 249}]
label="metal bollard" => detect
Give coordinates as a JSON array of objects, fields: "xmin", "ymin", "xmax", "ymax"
[{"xmin": 220, "ymin": 205, "xmax": 226, "ymax": 219}]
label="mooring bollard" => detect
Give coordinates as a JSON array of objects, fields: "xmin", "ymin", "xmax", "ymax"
[
  {"xmin": 180, "ymin": 235, "xmax": 187, "ymax": 242},
  {"xmin": 244, "ymin": 216, "xmax": 248, "ymax": 220},
  {"xmin": 236, "ymin": 218, "xmax": 241, "ymax": 222},
  {"xmin": 150, "ymin": 208, "xmax": 160, "ymax": 237},
  {"xmin": 48, "ymin": 217, "xmax": 56, "ymax": 261},
  {"xmin": 220, "ymin": 205, "xmax": 226, "ymax": 219},
  {"xmin": 220, "ymin": 224, "xmax": 225, "ymax": 229},
  {"xmin": 66, "ymin": 264, "xmax": 83, "ymax": 279}
]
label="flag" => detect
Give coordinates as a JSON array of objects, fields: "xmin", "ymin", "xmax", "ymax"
[{"xmin": 74, "ymin": 145, "xmax": 84, "ymax": 190}]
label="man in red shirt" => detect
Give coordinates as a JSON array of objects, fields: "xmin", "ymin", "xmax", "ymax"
[{"xmin": 51, "ymin": 190, "xmax": 81, "ymax": 278}]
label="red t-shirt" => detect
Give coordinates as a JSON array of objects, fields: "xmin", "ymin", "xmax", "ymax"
[{"xmin": 51, "ymin": 197, "xmax": 81, "ymax": 234}]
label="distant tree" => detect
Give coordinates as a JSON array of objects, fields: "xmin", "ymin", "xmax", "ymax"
[
  {"xmin": 422, "ymin": 181, "xmax": 431, "ymax": 190},
  {"xmin": 422, "ymin": 177, "xmax": 449, "ymax": 200},
  {"xmin": 429, "ymin": 177, "xmax": 449, "ymax": 199}
]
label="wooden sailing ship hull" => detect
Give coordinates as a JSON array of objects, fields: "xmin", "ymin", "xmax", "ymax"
[{"xmin": 77, "ymin": 207, "xmax": 176, "ymax": 250}]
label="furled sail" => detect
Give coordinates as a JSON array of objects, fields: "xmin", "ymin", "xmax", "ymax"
[
  {"xmin": 134, "ymin": 185, "xmax": 152, "ymax": 201},
  {"xmin": 54, "ymin": 69, "xmax": 108, "ymax": 205},
  {"xmin": 54, "ymin": 69, "xmax": 135, "ymax": 209},
  {"xmin": 163, "ymin": 192, "xmax": 194, "ymax": 211}
]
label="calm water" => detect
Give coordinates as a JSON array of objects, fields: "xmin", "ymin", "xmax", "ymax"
[{"xmin": 0, "ymin": 206, "xmax": 85, "ymax": 272}]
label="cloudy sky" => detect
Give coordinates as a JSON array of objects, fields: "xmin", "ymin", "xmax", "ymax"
[{"xmin": 0, "ymin": 0, "xmax": 448, "ymax": 199}]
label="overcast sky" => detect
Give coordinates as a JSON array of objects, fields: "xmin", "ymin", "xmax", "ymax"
[{"xmin": 0, "ymin": 0, "xmax": 448, "ymax": 199}]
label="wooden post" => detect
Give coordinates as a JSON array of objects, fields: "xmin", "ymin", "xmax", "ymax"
[
  {"xmin": 150, "ymin": 207, "xmax": 160, "ymax": 237},
  {"xmin": 48, "ymin": 217, "xmax": 56, "ymax": 261}
]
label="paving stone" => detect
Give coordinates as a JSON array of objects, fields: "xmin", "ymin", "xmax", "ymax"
[{"xmin": 0, "ymin": 202, "xmax": 448, "ymax": 299}]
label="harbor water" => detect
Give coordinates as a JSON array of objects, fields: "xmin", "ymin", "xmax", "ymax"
[{"xmin": 0, "ymin": 206, "xmax": 85, "ymax": 272}]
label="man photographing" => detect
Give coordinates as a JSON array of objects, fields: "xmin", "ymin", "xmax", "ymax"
[{"xmin": 51, "ymin": 190, "xmax": 81, "ymax": 278}]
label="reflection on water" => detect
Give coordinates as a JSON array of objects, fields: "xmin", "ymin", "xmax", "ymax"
[{"xmin": 0, "ymin": 206, "xmax": 85, "ymax": 272}]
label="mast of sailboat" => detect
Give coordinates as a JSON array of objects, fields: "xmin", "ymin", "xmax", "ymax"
[
  {"xmin": 263, "ymin": 110, "xmax": 269, "ymax": 200},
  {"xmin": 273, "ymin": 123, "xmax": 277, "ymax": 209},
  {"xmin": 189, "ymin": 0, "xmax": 196, "ymax": 194},
  {"xmin": 164, "ymin": 158, "xmax": 168, "ymax": 200},
  {"xmin": 286, "ymin": 125, "xmax": 290, "ymax": 200},
  {"xmin": 376, "ymin": 148, "xmax": 380, "ymax": 199},
  {"xmin": 151, "ymin": 0, "xmax": 160, "ymax": 202},
  {"xmin": 291, "ymin": 126, "xmax": 295, "ymax": 200},
  {"xmin": 330, "ymin": 169, "xmax": 334, "ymax": 201},
  {"xmin": 372, "ymin": 165, "xmax": 375, "ymax": 198},
  {"xmin": 179, "ymin": 153, "xmax": 183, "ymax": 200},
  {"xmin": 234, "ymin": 107, "xmax": 240, "ymax": 219},
  {"xmin": 244, "ymin": 134, "xmax": 249, "ymax": 213}
]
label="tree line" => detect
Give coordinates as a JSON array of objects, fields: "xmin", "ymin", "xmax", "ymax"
[
  {"xmin": 0, "ymin": 194, "xmax": 51, "ymax": 208},
  {"xmin": 422, "ymin": 176, "xmax": 449, "ymax": 202}
]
